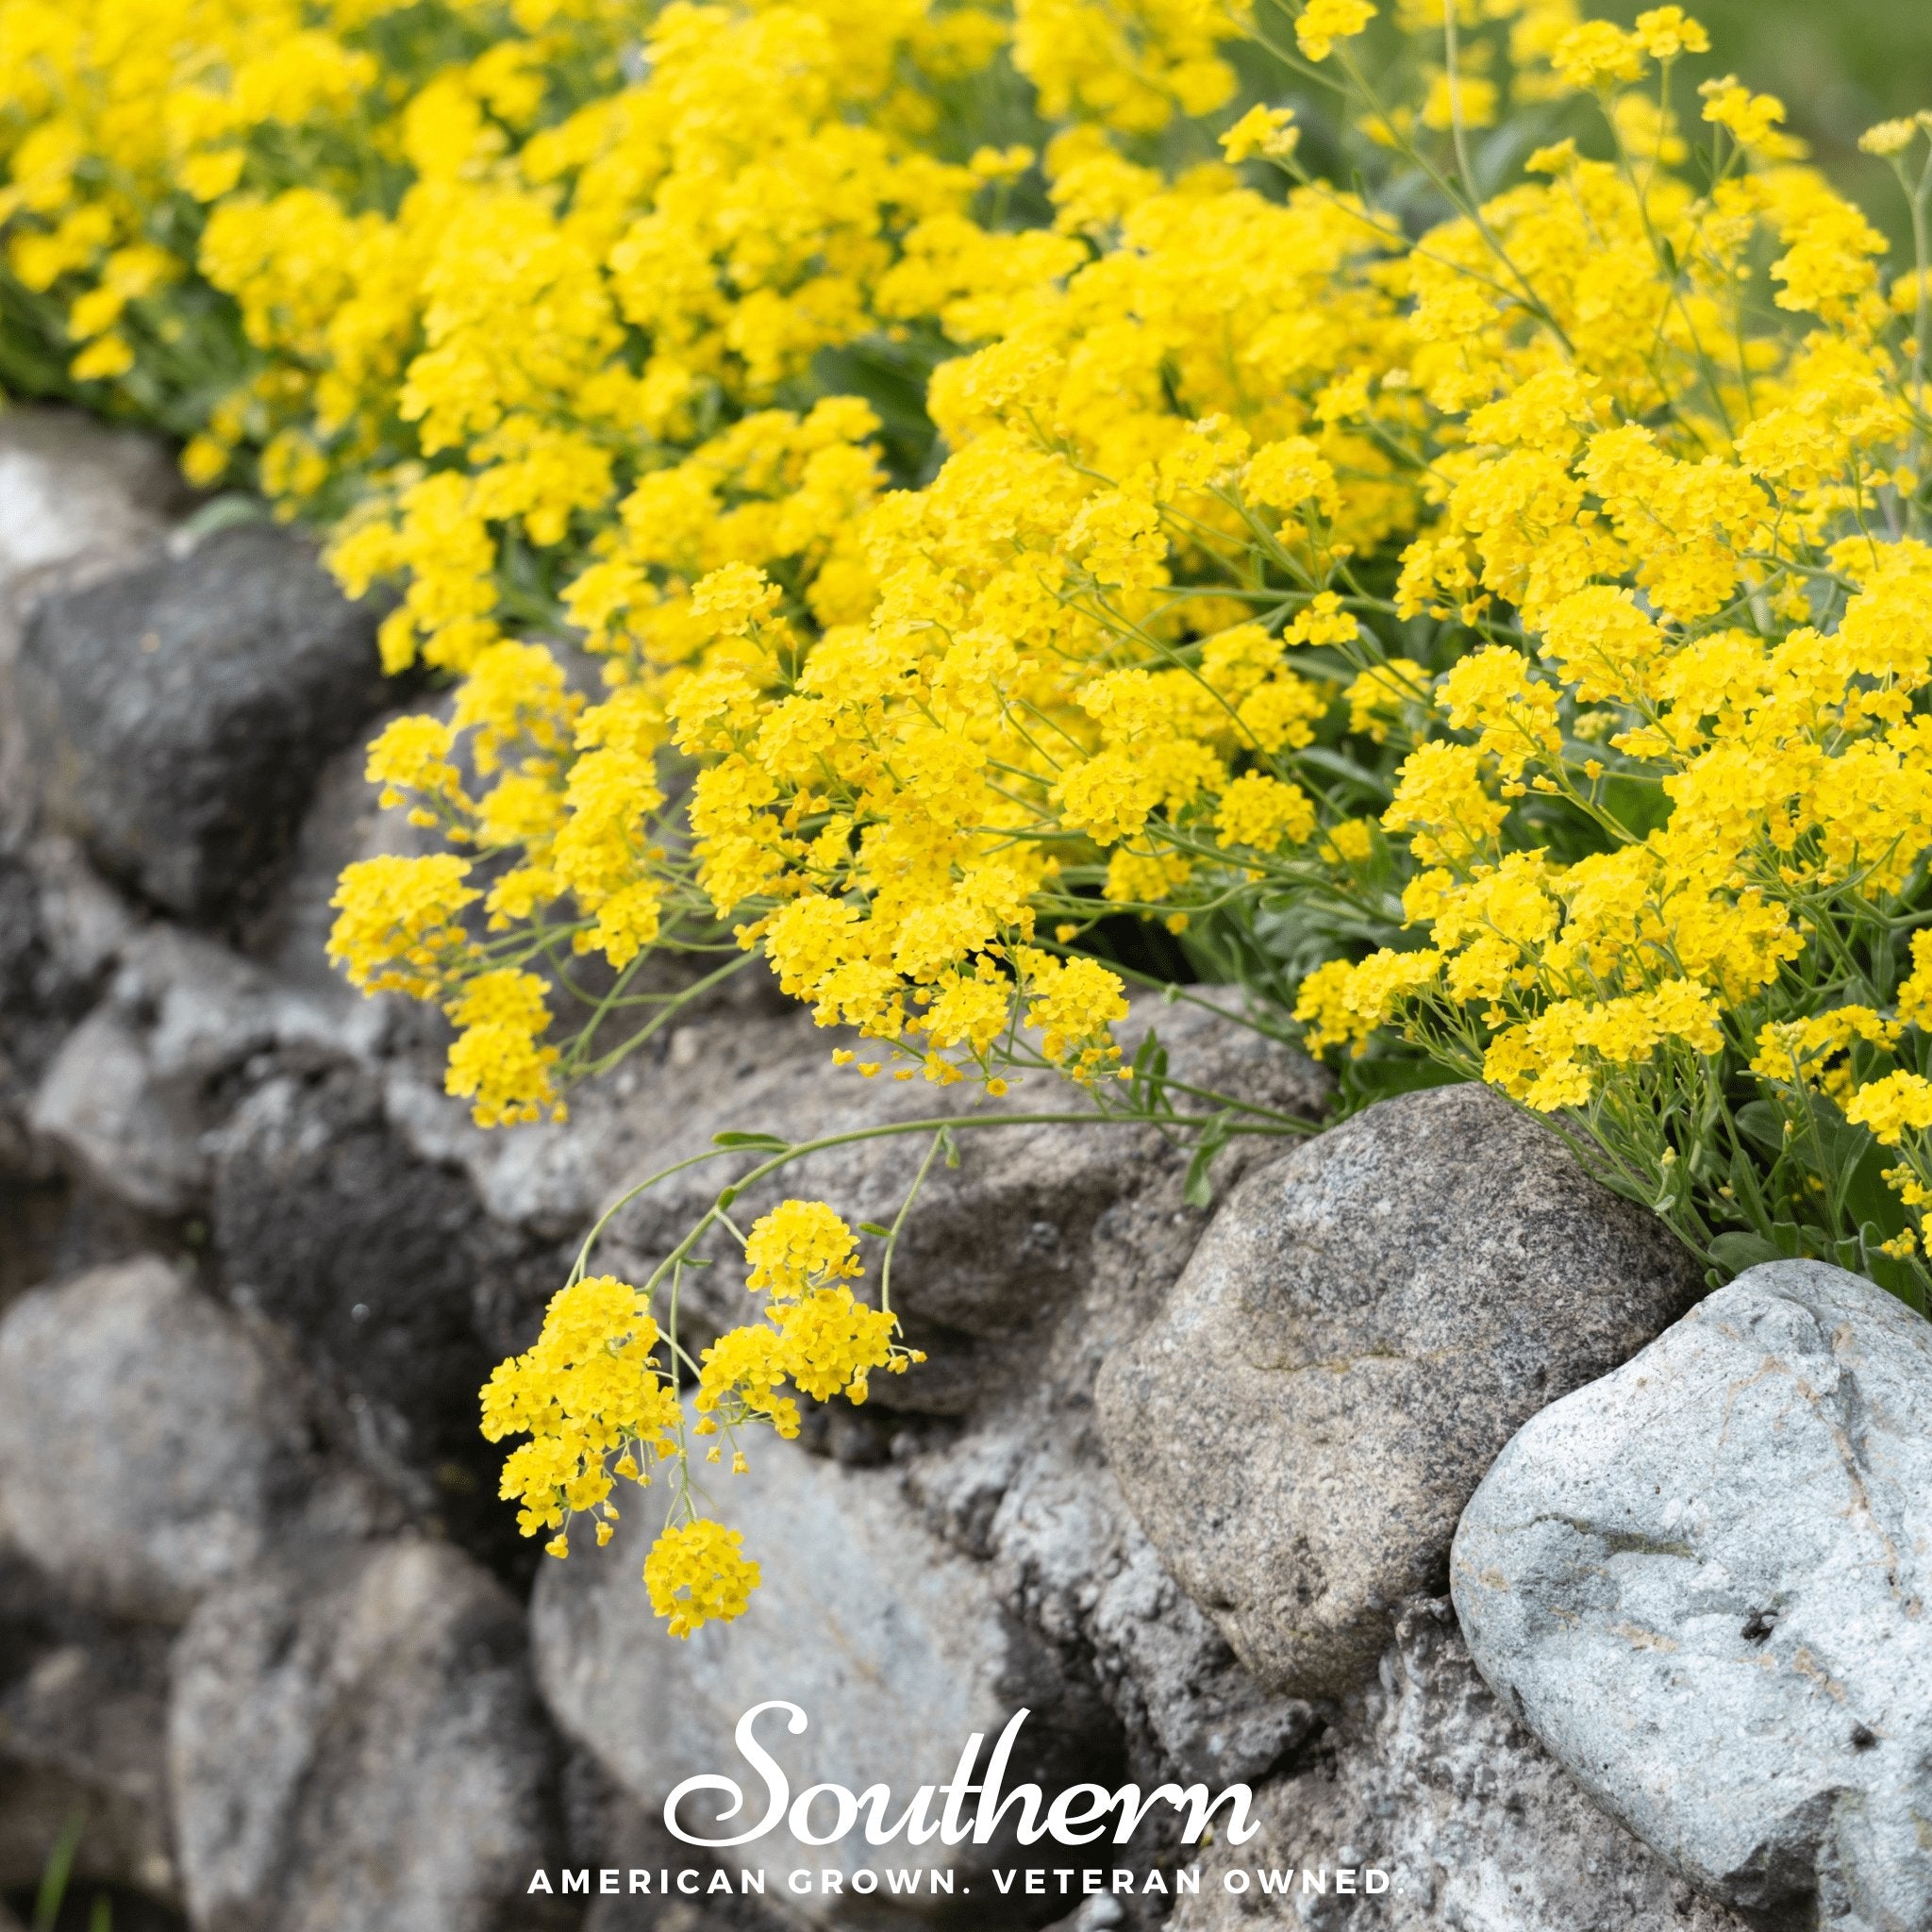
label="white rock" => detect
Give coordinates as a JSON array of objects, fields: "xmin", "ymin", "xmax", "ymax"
[
  {"xmin": 1174, "ymin": 1601, "xmax": 1749, "ymax": 1932},
  {"xmin": 1453, "ymin": 1260, "xmax": 1932, "ymax": 1931}
]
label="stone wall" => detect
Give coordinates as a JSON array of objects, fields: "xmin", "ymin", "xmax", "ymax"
[{"xmin": 1, "ymin": 409, "xmax": 1924, "ymax": 1932}]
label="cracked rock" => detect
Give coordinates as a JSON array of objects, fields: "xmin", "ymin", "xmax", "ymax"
[
  {"xmin": 1173, "ymin": 1600, "xmax": 1749, "ymax": 1932},
  {"xmin": 1453, "ymin": 1259, "xmax": 1932, "ymax": 1932},
  {"xmin": 1097, "ymin": 1082, "xmax": 1701, "ymax": 1700}
]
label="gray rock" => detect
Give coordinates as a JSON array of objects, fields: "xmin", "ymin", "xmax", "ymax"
[
  {"xmin": 27, "ymin": 1006, "xmax": 208, "ymax": 1216},
  {"xmin": 868, "ymin": 1142, "xmax": 1316, "ymax": 1932},
  {"xmin": 242, "ymin": 706, "xmax": 418, "ymax": 987},
  {"xmin": 18, "ymin": 523, "xmax": 388, "ymax": 923},
  {"xmin": 0, "ymin": 850, "xmax": 108, "ymax": 1181},
  {"xmin": 391, "ymin": 993, "xmax": 1325, "ymax": 1414},
  {"xmin": 0, "ymin": 408, "xmax": 182, "ymax": 604},
  {"xmin": 1096, "ymin": 1083, "xmax": 1701, "ymax": 1700},
  {"xmin": 0, "ymin": 1257, "xmax": 333, "ymax": 1619},
  {"xmin": 1453, "ymin": 1260, "xmax": 1932, "ymax": 1932},
  {"xmin": 0, "ymin": 1620, "xmax": 178, "ymax": 1902},
  {"xmin": 0, "ymin": 408, "xmax": 186, "ymax": 851},
  {"xmin": 531, "ymin": 1432, "xmax": 1121, "ymax": 1925},
  {"xmin": 170, "ymin": 1536, "xmax": 565, "ymax": 1932},
  {"xmin": 908, "ymin": 1410, "xmax": 1311, "ymax": 1797},
  {"xmin": 211, "ymin": 1058, "xmax": 557, "ymax": 1577},
  {"xmin": 1171, "ymin": 1600, "xmax": 1749, "ymax": 1932},
  {"xmin": 29, "ymin": 923, "xmax": 387, "ymax": 1214}
]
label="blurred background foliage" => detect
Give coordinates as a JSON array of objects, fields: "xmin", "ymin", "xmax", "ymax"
[{"xmin": 1602, "ymin": 0, "xmax": 1932, "ymax": 245}]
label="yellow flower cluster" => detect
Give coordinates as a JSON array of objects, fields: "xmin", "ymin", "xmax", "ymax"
[
  {"xmin": 479, "ymin": 1274, "xmax": 679, "ymax": 1552},
  {"xmin": 18, "ymin": 0, "xmax": 1932, "ymax": 1616},
  {"xmin": 481, "ymin": 1200, "xmax": 917, "ymax": 1635},
  {"xmin": 644, "ymin": 1519, "xmax": 762, "ymax": 1640},
  {"xmin": 698, "ymin": 1200, "xmax": 921, "ymax": 1437}
]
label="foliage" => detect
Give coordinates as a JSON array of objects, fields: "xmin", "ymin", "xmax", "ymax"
[{"xmin": 7, "ymin": 0, "xmax": 1932, "ymax": 1633}]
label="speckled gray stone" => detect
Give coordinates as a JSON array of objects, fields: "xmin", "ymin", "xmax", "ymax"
[
  {"xmin": 1173, "ymin": 1601, "xmax": 1750, "ymax": 1932},
  {"xmin": 0, "ymin": 1257, "xmax": 312, "ymax": 1618},
  {"xmin": 1097, "ymin": 1083, "xmax": 1701, "ymax": 1699},
  {"xmin": 1453, "ymin": 1260, "xmax": 1932, "ymax": 1932},
  {"xmin": 171, "ymin": 1538, "xmax": 562, "ymax": 1932}
]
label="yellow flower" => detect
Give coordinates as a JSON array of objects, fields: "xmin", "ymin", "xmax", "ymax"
[
  {"xmin": 644, "ymin": 1520, "xmax": 761, "ymax": 1640},
  {"xmin": 327, "ymin": 854, "xmax": 478, "ymax": 997},
  {"xmin": 443, "ymin": 969, "xmax": 562, "ymax": 1127},
  {"xmin": 1847, "ymin": 1073, "xmax": 1932, "ymax": 1149},
  {"xmin": 1219, "ymin": 106, "xmax": 1299, "ymax": 164},
  {"xmin": 1214, "ymin": 772, "xmax": 1316, "ymax": 853},
  {"xmin": 1295, "ymin": 0, "xmax": 1374, "ymax": 63},
  {"xmin": 742, "ymin": 1201, "xmax": 862, "ymax": 1295},
  {"xmin": 1631, "ymin": 8, "xmax": 1708, "ymax": 61},
  {"xmin": 1551, "ymin": 22, "xmax": 1645, "ymax": 91},
  {"xmin": 1859, "ymin": 118, "xmax": 1923, "ymax": 159}
]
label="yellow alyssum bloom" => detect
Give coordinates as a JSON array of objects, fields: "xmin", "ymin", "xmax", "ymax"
[
  {"xmin": 1295, "ymin": 0, "xmax": 1375, "ymax": 63},
  {"xmin": 644, "ymin": 1520, "xmax": 762, "ymax": 1641}
]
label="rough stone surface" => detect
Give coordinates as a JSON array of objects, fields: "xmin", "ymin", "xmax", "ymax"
[
  {"xmin": 169, "ymin": 1536, "xmax": 567, "ymax": 1932},
  {"xmin": 0, "ymin": 1619, "xmax": 177, "ymax": 1902},
  {"xmin": 1097, "ymin": 1082, "xmax": 1703, "ymax": 1701},
  {"xmin": 532, "ymin": 1432, "xmax": 1124, "ymax": 1926},
  {"xmin": 0, "ymin": 1257, "xmax": 337, "ymax": 1619},
  {"xmin": 18, "ymin": 522, "xmax": 388, "ymax": 923},
  {"xmin": 1454, "ymin": 1260, "xmax": 1932, "ymax": 1932},
  {"xmin": 0, "ymin": 408, "xmax": 187, "ymax": 851},
  {"xmin": 392, "ymin": 992, "xmax": 1326, "ymax": 1414},
  {"xmin": 907, "ymin": 1163, "xmax": 1316, "ymax": 1795},
  {"xmin": 211, "ymin": 1057, "xmax": 558, "ymax": 1578},
  {"xmin": 1171, "ymin": 1601, "xmax": 1750, "ymax": 1932},
  {"xmin": 28, "ymin": 923, "xmax": 387, "ymax": 1215}
]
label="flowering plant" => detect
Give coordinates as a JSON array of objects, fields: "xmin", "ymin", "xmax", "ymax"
[{"xmin": 8, "ymin": 0, "xmax": 1932, "ymax": 1633}]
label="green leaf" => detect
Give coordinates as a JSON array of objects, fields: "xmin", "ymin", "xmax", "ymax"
[
  {"xmin": 1183, "ymin": 1111, "xmax": 1234, "ymax": 1209},
  {"xmin": 1339, "ymin": 1057, "xmax": 1464, "ymax": 1113},
  {"xmin": 1725, "ymin": 1145, "xmax": 1775, "ymax": 1237},
  {"xmin": 1707, "ymin": 1230, "xmax": 1785, "ymax": 1275},
  {"xmin": 1734, "ymin": 1100, "xmax": 1787, "ymax": 1156},
  {"xmin": 1837, "ymin": 1135, "xmax": 1901, "ymax": 1237},
  {"xmin": 1127, "ymin": 1031, "xmax": 1169, "ymax": 1116}
]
